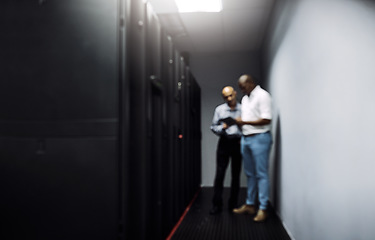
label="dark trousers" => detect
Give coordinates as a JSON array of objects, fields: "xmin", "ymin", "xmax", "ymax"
[{"xmin": 212, "ymin": 136, "xmax": 242, "ymax": 208}]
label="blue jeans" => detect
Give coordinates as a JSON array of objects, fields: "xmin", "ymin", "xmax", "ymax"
[{"xmin": 241, "ymin": 132, "xmax": 272, "ymax": 210}]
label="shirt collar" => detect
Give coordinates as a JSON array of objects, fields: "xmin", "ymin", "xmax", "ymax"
[
  {"xmin": 225, "ymin": 102, "xmax": 240, "ymax": 111},
  {"xmin": 246, "ymin": 85, "xmax": 260, "ymax": 97}
]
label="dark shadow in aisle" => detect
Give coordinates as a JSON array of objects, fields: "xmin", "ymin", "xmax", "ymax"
[
  {"xmin": 169, "ymin": 187, "xmax": 291, "ymax": 240},
  {"xmin": 272, "ymin": 115, "xmax": 283, "ymax": 212}
]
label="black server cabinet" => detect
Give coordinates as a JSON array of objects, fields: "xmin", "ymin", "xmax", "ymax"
[
  {"xmin": 0, "ymin": 0, "xmax": 202, "ymax": 239},
  {"xmin": 188, "ymin": 72, "xmax": 202, "ymax": 190},
  {"xmin": 126, "ymin": 1, "xmax": 169, "ymax": 239},
  {"xmin": 160, "ymin": 31, "xmax": 176, "ymax": 237},
  {"xmin": 127, "ymin": 0, "xmax": 148, "ymax": 239},
  {"xmin": 179, "ymin": 56, "xmax": 189, "ymax": 208},
  {"xmin": 172, "ymin": 51, "xmax": 184, "ymax": 217},
  {"xmin": 145, "ymin": 2, "xmax": 164, "ymax": 239},
  {"xmin": 184, "ymin": 66, "xmax": 192, "ymax": 199},
  {"xmin": 0, "ymin": 0, "xmax": 127, "ymax": 239}
]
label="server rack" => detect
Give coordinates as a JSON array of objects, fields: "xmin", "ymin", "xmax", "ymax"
[
  {"xmin": 0, "ymin": 0, "xmax": 123, "ymax": 239},
  {"xmin": 172, "ymin": 51, "xmax": 185, "ymax": 218},
  {"xmin": 0, "ymin": 0, "xmax": 201, "ymax": 239},
  {"xmin": 146, "ymin": 2, "xmax": 164, "ymax": 239},
  {"xmin": 189, "ymin": 71, "xmax": 202, "ymax": 190},
  {"xmin": 161, "ymin": 30, "xmax": 177, "ymax": 236},
  {"xmin": 127, "ymin": 0, "xmax": 148, "ymax": 239}
]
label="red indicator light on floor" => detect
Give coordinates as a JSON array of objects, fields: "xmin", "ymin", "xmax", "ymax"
[{"xmin": 178, "ymin": 134, "xmax": 183, "ymax": 139}]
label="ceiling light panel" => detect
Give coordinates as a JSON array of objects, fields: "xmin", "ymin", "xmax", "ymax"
[{"xmin": 174, "ymin": 0, "xmax": 222, "ymax": 13}]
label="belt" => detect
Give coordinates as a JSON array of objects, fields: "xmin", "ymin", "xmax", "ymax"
[
  {"xmin": 243, "ymin": 131, "xmax": 269, "ymax": 137},
  {"xmin": 243, "ymin": 133, "xmax": 258, "ymax": 137}
]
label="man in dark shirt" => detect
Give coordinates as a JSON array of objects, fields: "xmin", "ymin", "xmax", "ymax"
[{"xmin": 209, "ymin": 86, "xmax": 242, "ymax": 214}]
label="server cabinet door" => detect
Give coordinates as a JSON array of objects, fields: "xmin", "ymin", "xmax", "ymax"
[
  {"xmin": 0, "ymin": 138, "xmax": 119, "ymax": 240},
  {"xmin": 189, "ymin": 74, "xmax": 202, "ymax": 189},
  {"xmin": 145, "ymin": 3, "xmax": 165, "ymax": 239},
  {"xmin": 127, "ymin": 0, "xmax": 149, "ymax": 239},
  {"xmin": 161, "ymin": 31, "xmax": 176, "ymax": 236},
  {"xmin": 0, "ymin": 1, "xmax": 123, "ymax": 240},
  {"xmin": 179, "ymin": 56, "xmax": 188, "ymax": 206},
  {"xmin": 0, "ymin": 0, "xmax": 118, "ymax": 124},
  {"xmin": 172, "ymin": 51, "xmax": 183, "ymax": 216}
]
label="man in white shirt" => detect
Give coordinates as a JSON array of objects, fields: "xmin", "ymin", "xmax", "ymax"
[{"xmin": 233, "ymin": 74, "xmax": 273, "ymax": 222}]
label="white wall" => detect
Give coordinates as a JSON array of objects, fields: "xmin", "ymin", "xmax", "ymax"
[
  {"xmin": 264, "ymin": 0, "xmax": 375, "ymax": 239},
  {"xmin": 189, "ymin": 51, "xmax": 262, "ymax": 187}
]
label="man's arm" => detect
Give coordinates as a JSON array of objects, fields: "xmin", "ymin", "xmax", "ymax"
[
  {"xmin": 236, "ymin": 118, "xmax": 271, "ymax": 126},
  {"xmin": 210, "ymin": 108, "xmax": 227, "ymax": 135}
]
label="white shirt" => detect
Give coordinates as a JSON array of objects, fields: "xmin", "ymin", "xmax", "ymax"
[{"xmin": 241, "ymin": 85, "xmax": 272, "ymax": 135}]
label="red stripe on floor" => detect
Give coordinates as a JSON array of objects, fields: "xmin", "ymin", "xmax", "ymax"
[{"xmin": 166, "ymin": 187, "xmax": 202, "ymax": 240}]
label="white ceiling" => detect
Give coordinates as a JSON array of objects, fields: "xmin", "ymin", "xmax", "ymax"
[{"xmin": 148, "ymin": 0, "xmax": 275, "ymax": 53}]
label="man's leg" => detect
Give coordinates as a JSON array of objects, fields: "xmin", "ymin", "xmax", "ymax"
[
  {"xmin": 228, "ymin": 139, "xmax": 242, "ymax": 210},
  {"xmin": 252, "ymin": 132, "xmax": 272, "ymax": 210},
  {"xmin": 211, "ymin": 138, "xmax": 230, "ymax": 213},
  {"xmin": 241, "ymin": 137, "xmax": 257, "ymax": 206}
]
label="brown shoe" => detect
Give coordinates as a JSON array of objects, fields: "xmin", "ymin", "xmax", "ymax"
[
  {"xmin": 232, "ymin": 204, "xmax": 256, "ymax": 214},
  {"xmin": 253, "ymin": 209, "xmax": 267, "ymax": 222}
]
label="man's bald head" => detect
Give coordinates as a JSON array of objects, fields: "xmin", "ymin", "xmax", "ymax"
[
  {"xmin": 221, "ymin": 86, "xmax": 237, "ymax": 107},
  {"xmin": 222, "ymin": 86, "xmax": 234, "ymax": 96}
]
